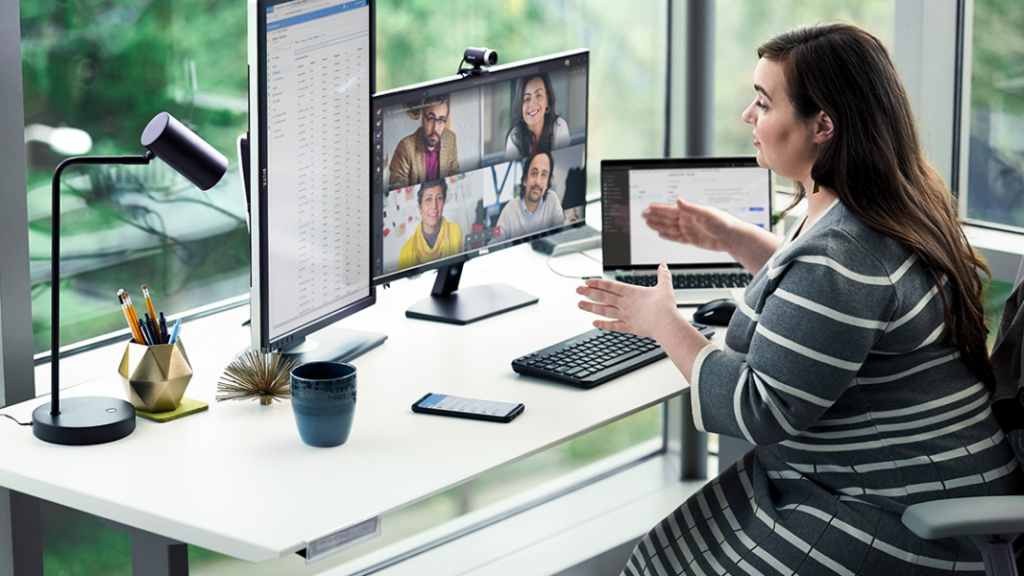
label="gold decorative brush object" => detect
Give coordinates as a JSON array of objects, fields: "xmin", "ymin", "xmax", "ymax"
[{"xmin": 217, "ymin": 350, "xmax": 297, "ymax": 405}]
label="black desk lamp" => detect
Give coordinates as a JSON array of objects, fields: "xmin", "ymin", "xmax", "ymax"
[{"xmin": 32, "ymin": 112, "xmax": 228, "ymax": 445}]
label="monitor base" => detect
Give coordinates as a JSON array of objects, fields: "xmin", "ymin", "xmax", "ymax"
[
  {"xmin": 239, "ymin": 326, "xmax": 387, "ymax": 365},
  {"xmin": 405, "ymin": 283, "xmax": 538, "ymax": 325}
]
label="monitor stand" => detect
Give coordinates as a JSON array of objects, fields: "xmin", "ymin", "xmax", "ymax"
[
  {"xmin": 240, "ymin": 323, "xmax": 387, "ymax": 365},
  {"xmin": 405, "ymin": 263, "xmax": 538, "ymax": 325}
]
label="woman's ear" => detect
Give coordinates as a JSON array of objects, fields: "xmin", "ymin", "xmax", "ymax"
[{"xmin": 811, "ymin": 111, "xmax": 835, "ymax": 145}]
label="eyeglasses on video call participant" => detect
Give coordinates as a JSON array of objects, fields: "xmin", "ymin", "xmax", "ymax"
[
  {"xmin": 398, "ymin": 178, "xmax": 463, "ymax": 271},
  {"xmin": 493, "ymin": 152, "xmax": 565, "ymax": 243},
  {"xmin": 389, "ymin": 94, "xmax": 461, "ymax": 190},
  {"xmin": 505, "ymin": 73, "xmax": 571, "ymax": 161},
  {"xmin": 577, "ymin": 22, "xmax": 1024, "ymax": 576}
]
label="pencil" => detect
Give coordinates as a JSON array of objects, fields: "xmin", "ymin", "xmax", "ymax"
[
  {"xmin": 123, "ymin": 290, "xmax": 143, "ymax": 343},
  {"xmin": 141, "ymin": 285, "xmax": 160, "ymax": 343},
  {"xmin": 119, "ymin": 290, "xmax": 144, "ymax": 344}
]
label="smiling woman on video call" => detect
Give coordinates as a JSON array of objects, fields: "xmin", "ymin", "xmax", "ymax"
[
  {"xmin": 578, "ymin": 22, "xmax": 1024, "ymax": 576},
  {"xmin": 505, "ymin": 72, "xmax": 571, "ymax": 161}
]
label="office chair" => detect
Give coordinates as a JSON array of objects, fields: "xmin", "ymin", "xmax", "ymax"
[{"xmin": 902, "ymin": 256, "xmax": 1024, "ymax": 576}]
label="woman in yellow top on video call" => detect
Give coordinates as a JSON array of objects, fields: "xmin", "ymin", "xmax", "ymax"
[{"xmin": 398, "ymin": 178, "xmax": 463, "ymax": 270}]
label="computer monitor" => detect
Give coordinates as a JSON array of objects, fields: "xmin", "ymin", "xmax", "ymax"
[
  {"xmin": 247, "ymin": 0, "xmax": 384, "ymax": 363},
  {"xmin": 371, "ymin": 50, "xmax": 590, "ymax": 324}
]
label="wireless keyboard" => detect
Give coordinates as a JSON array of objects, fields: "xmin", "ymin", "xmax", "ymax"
[
  {"xmin": 512, "ymin": 325, "xmax": 715, "ymax": 388},
  {"xmin": 616, "ymin": 271, "xmax": 753, "ymax": 289}
]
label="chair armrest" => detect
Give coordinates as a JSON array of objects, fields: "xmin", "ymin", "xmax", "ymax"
[{"xmin": 902, "ymin": 496, "xmax": 1024, "ymax": 540}]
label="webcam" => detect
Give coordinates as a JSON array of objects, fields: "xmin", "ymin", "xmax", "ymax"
[{"xmin": 458, "ymin": 47, "xmax": 498, "ymax": 77}]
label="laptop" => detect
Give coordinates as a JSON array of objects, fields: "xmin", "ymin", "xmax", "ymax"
[{"xmin": 600, "ymin": 157, "xmax": 772, "ymax": 305}]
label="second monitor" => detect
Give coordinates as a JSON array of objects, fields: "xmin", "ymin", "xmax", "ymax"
[{"xmin": 371, "ymin": 50, "xmax": 590, "ymax": 324}]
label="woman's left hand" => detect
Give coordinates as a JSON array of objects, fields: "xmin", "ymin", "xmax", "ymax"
[{"xmin": 576, "ymin": 263, "xmax": 679, "ymax": 339}]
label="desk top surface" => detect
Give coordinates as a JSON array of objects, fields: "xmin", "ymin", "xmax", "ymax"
[{"xmin": 0, "ymin": 245, "xmax": 712, "ymax": 563}]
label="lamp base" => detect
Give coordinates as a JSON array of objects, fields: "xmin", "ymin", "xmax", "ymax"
[{"xmin": 32, "ymin": 397, "xmax": 136, "ymax": 445}]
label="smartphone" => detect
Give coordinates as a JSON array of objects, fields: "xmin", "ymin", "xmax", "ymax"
[{"xmin": 412, "ymin": 393, "xmax": 525, "ymax": 423}]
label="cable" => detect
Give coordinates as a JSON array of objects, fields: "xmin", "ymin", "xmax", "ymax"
[
  {"xmin": 1, "ymin": 413, "xmax": 32, "ymax": 426},
  {"xmin": 546, "ymin": 253, "xmax": 601, "ymax": 280}
]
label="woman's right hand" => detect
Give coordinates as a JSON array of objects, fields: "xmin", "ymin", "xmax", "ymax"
[{"xmin": 642, "ymin": 198, "xmax": 736, "ymax": 253}]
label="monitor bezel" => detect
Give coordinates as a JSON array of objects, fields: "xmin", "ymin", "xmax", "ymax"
[
  {"xmin": 250, "ymin": 0, "xmax": 377, "ymax": 354},
  {"xmin": 370, "ymin": 48, "xmax": 590, "ymax": 287}
]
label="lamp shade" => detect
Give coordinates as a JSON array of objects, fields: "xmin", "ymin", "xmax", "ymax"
[{"xmin": 141, "ymin": 112, "xmax": 228, "ymax": 190}]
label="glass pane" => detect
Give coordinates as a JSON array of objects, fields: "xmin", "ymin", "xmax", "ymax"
[
  {"xmin": 21, "ymin": 0, "xmax": 251, "ymax": 354},
  {"xmin": 376, "ymin": 0, "xmax": 668, "ymax": 196},
  {"xmin": 23, "ymin": 1, "xmax": 669, "ymax": 572},
  {"xmin": 964, "ymin": 0, "xmax": 1024, "ymax": 228},
  {"xmin": 713, "ymin": 1, "xmax": 896, "ymax": 164}
]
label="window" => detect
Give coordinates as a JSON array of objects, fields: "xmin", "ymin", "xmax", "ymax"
[
  {"xmin": 711, "ymin": 1, "xmax": 896, "ymax": 163},
  {"xmin": 376, "ymin": 0, "xmax": 668, "ymax": 197},
  {"xmin": 19, "ymin": 0, "xmax": 670, "ymax": 572},
  {"xmin": 21, "ymin": 0, "xmax": 251, "ymax": 355},
  {"xmin": 963, "ymin": 0, "xmax": 1024, "ymax": 229}
]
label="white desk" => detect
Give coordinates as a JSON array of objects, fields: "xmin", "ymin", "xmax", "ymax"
[{"xmin": 0, "ymin": 244, "xmax": 715, "ymax": 573}]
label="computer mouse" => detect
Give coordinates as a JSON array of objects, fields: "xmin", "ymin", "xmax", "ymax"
[{"xmin": 693, "ymin": 299, "xmax": 737, "ymax": 326}]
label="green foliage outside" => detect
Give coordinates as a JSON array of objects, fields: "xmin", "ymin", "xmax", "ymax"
[
  {"xmin": 965, "ymin": 0, "xmax": 1024, "ymax": 226},
  {"xmin": 21, "ymin": 0, "xmax": 1021, "ymax": 573},
  {"xmin": 712, "ymin": 0, "xmax": 896, "ymax": 157},
  {"xmin": 21, "ymin": 0, "xmax": 251, "ymax": 353},
  {"xmin": 22, "ymin": 1, "xmax": 668, "ymax": 572}
]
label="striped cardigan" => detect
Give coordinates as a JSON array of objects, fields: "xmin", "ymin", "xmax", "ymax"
[{"xmin": 624, "ymin": 200, "xmax": 1024, "ymax": 576}]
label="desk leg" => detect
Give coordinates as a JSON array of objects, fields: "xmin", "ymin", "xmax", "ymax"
[
  {"xmin": 100, "ymin": 520, "xmax": 188, "ymax": 576},
  {"xmin": 0, "ymin": 489, "xmax": 43, "ymax": 576},
  {"xmin": 664, "ymin": 391, "xmax": 708, "ymax": 481}
]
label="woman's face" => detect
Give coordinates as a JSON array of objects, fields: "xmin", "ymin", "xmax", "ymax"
[
  {"xmin": 741, "ymin": 58, "xmax": 819, "ymax": 183},
  {"xmin": 419, "ymin": 185, "xmax": 444, "ymax": 231},
  {"xmin": 521, "ymin": 77, "xmax": 548, "ymax": 131}
]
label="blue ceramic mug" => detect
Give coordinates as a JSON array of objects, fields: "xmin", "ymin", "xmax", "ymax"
[{"xmin": 290, "ymin": 362, "xmax": 357, "ymax": 448}]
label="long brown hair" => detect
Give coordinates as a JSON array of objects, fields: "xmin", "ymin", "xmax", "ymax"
[
  {"xmin": 758, "ymin": 23, "xmax": 993, "ymax": 384},
  {"xmin": 507, "ymin": 73, "xmax": 559, "ymax": 158}
]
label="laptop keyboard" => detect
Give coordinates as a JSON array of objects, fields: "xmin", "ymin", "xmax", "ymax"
[
  {"xmin": 615, "ymin": 272, "xmax": 753, "ymax": 290},
  {"xmin": 511, "ymin": 325, "xmax": 715, "ymax": 388}
]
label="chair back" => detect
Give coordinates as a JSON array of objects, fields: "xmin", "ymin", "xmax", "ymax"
[{"xmin": 990, "ymin": 256, "xmax": 1024, "ymax": 460}]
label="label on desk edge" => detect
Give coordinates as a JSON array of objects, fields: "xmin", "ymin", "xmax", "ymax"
[{"xmin": 304, "ymin": 515, "xmax": 381, "ymax": 563}]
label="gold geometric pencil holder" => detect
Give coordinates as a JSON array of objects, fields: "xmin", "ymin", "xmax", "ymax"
[{"xmin": 117, "ymin": 339, "xmax": 193, "ymax": 413}]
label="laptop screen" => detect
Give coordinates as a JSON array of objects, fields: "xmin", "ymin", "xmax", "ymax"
[{"xmin": 601, "ymin": 157, "xmax": 771, "ymax": 271}]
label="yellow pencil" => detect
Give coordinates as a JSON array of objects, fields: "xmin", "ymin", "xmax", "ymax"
[
  {"xmin": 119, "ymin": 290, "xmax": 144, "ymax": 344},
  {"xmin": 141, "ymin": 284, "xmax": 160, "ymax": 343},
  {"xmin": 123, "ymin": 290, "xmax": 144, "ymax": 344}
]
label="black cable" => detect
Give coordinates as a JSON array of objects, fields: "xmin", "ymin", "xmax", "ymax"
[{"xmin": 1, "ymin": 414, "xmax": 32, "ymax": 426}]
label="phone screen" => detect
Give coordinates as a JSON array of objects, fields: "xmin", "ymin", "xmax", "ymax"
[{"xmin": 416, "ymin": 394, "xmax": 520, "ymax": 417}]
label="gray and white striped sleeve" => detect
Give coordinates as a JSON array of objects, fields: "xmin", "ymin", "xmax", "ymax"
[{"xmin": 692, "ymin": 228, "xmax": 900, "ymax": 445}]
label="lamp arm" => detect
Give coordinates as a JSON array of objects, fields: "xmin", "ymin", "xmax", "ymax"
[{"xmin": 49, "ymin": 152, "xmax": 155, "ymax": 415}]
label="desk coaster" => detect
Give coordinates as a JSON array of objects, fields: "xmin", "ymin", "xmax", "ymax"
[{"xmin": 136, "ymin": 397, "xmax": 208, "ymax": 423}]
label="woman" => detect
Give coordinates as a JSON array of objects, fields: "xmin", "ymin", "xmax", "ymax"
[
  {"xmin": 398, "ymin": 178, "xmax": 462, "ymax": 270},
  {"xmin": 579, "ymin": 23, "xmax": 1024, "ymax": 575},
  {"xmin": 504, "ymin": 72, "xmax": 571, "ymax": 161}
]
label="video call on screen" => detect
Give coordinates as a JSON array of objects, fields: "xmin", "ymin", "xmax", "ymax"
[{"xmin": 371, "ymin": 54, "xmax": 589, "ymax": 280}]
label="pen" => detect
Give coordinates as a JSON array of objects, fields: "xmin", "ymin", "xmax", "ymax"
[
  {"xmin": 119, "ymin": 290, "xmax": 145, "ymax": 344},
  {"xmin": 139, "ymin": 318, "xmax": 154, "ymax": 346},
  {"xmin": 168, "ymin": 319, "xmax": 182, "ymax": 344},
  {"xmin": 144, "ymin": 313, "xmax": 159, "ymax": 345},
  {"xmin": 142, "ymin": 285, "xmax": 160, "ymax": 343},
  {"xmin": 159, "ymin": 312, "xmax": 168, "ymax": 343}
]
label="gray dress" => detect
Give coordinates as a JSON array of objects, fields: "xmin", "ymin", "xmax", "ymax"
[{"xmin": 623, "ymin": 200, "xmax": 1024, "ymax": 576}]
